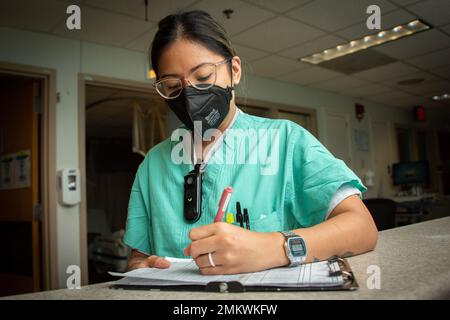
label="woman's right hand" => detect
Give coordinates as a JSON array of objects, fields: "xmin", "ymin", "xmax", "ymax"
[{"xmin": 127, "ymin": 250, "xmax": 171, "ymax": 270}]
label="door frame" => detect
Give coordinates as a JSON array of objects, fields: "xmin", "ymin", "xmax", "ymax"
[
  {"xmin": 324, "ymin": 111, "xmax": 353, "ymax": 166},
  {"xmin": 394, "ymin": 123, "xmax": 441, "ymax": 193},
  {"xmin": 370, "ymin": 119, "xmax": 396, "ymax": 197},
  {"xmin": 78, "ymin": 73, "xmax": 157, "ymax": 285},
  {"xmin": 0, "ymin": 61, "xmax": 58, "ymax": 290},
  {"xmin": 236, "ymin": 97, "xmax": 319, "ymax": 137}
]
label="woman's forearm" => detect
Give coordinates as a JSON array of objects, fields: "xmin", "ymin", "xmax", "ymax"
[
  {"xmin": 268, "ymin": 209, "xmax": 378, "ymax": 267},
  {"xmin": 297, "ymin": 209, "xmax": 378, "ymax": 262}
]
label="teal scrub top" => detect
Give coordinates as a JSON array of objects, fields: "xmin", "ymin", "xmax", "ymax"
[{"xmin": 123, "ymin": 110, "xmax": 367, "ymax": 258}]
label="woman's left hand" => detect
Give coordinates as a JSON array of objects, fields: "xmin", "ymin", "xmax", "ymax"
[{"xmin": 183, "ymin": 222, "xmax": 288, "ymax": 275}]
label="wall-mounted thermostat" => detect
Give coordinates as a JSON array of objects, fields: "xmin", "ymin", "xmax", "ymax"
[{"xmin": 57, "ymin": 169, "xmax": 80, "ymax": 206}]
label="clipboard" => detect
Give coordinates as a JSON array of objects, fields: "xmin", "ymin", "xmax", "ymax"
[{"xmin": 110, "ymin": 257, "xmax": 358, "ymax": 293}]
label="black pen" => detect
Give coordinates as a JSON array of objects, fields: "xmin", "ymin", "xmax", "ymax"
[
  {"xmin": 236, "ymin": 202, "xmax": 244, "ymax": 228},
  {"xmin": 243, "ymin": 208, "xmax": 250, "ymax": 230}
]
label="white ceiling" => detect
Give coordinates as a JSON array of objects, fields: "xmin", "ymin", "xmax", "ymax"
[{"xmin": 1, "ymin": 0, "xmax": 449, "ymax": 109}]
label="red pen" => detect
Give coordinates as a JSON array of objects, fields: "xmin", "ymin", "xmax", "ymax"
[{"xmin": 214, "ymin": 186, "xmax": 233, "ymax": 223}]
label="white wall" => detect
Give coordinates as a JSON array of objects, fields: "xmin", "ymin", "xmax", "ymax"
[
  {"xmin": 0, "ymin": 27, "xmax": 81, "ymax": 288},
  {"xmin": 1, "ymin": 27, "xmax": 449, "ymax": 288}
]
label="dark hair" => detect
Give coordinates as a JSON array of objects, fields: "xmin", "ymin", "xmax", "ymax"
[{"xmin": 150, "ymin": 10, "xmax": 236, "ymax": 77}]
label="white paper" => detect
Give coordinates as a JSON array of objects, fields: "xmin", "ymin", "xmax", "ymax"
[
  {"xmin": 0, "ymin": 154, "xmax": 14, "ymax": 189},
  {"xmin": 13, "ymin": 150, "xmax": 31, "ymax": 188},
  {"xmin": 0, "ymin": 150, "xmax": 31, "ymax": 190},
  {"xmin": 109, "ymin": 258, "xmax": 344, "ymax": 288}
]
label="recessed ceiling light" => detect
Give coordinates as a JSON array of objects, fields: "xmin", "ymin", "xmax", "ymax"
[
  {"xmin": 300, "ymin": 19, "xmax": 431, "ymax": 65},
  {"xmin": 432, "ymin": 93, "xmax": 450, "ymax": 100}
]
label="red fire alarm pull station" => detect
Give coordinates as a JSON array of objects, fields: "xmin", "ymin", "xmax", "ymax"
[
  {"xmin": 414, "ymin": 106, "xmax": 425, "ymax": 122},
  {"xmin": 355, "ymin": 103, "xmax": 365, "ymax": 122}
]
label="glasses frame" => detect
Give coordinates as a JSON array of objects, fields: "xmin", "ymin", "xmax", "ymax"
[{"xmin": 153, "ymin": 58, "xmax": 232, "ymax": 99}]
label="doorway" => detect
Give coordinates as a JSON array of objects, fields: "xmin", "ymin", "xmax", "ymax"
[
  {"xmin": 238, "ymin": 98, "xmax": 318, "ymax": 137},
  {"xmin": 325, "ymin": 112, "xmax": 352, "ymax": 166},
  {"xmin": 0, "ymin": 74, "xmax": 42, "ymax": 296},
  {"xmin": 437, "ymin": 131, "xmax": 450, "ymax": 195},
  {"xmin": 372, "ymin": 121, "xmax": 395, "ymax": 198},
  {"xmin": 81, "ymin": 78, "xmax": 169, "ymax": 284},
  {"xmin": 0, "ymin": 66, "xmax": 58, "ymax": 295}
]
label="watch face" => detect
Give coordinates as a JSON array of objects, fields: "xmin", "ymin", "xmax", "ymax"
[{"xmin": 288, "ymin": 237, "xmax": 306, "ymax": 257}]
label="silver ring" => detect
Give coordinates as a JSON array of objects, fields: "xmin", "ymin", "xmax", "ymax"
[{"xmin": 208, "ymin": 252, "xmax": 216, "ymax": 268}]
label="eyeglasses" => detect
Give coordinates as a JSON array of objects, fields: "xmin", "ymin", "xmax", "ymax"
[{"xmin": 154, "ymin": 58, "xmax": 231, "ymax": 99}]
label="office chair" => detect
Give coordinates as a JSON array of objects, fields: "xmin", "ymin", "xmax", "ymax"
[{"xmin": 363, "ymin": 198, "xmax": 397, "ymax": 231}]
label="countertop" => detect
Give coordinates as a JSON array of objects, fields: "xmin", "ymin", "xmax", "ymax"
[{"xmin": 4, "ymin": 217, "xmax": 450, "ymax": 300}]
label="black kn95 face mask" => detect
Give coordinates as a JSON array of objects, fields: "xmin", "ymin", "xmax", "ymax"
[{"xmin": 166, "ymin": 84, "xmax": 233, "ymax": 137}]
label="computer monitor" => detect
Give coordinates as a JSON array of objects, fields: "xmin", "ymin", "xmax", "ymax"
[{"xmin": 392, "ymin": 161, "xmax": 430, "ymax": 186}]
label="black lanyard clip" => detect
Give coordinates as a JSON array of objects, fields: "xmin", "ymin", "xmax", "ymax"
[{"xmin": 184, "ymin": 164, "xmax": 203, "ymax": 223}]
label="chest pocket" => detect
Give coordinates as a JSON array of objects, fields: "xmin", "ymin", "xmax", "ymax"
[{"xmin": 249, "ymin": 210, "xmax": 283, "ymax": 233}]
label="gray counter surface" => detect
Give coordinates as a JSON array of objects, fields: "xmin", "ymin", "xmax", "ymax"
[{"xmin": 4, "ymin": 217, "xmax": 450, "ymax": 300}]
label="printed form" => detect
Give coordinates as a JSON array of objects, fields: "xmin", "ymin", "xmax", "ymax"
[{"xmin": 110, "ymin": 257, "xmax": 344, "ymax": 288}]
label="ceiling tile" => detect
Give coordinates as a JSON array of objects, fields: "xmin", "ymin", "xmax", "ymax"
[
  {"xmin": 383, "ymin": 71, "xmax": 440, "ymax": 90},
  {"xmin": 403, "ymin": 80, "xmax": 450, "ymax": 96},
  {"xmin": 407, "ymin": 0, "xmax": 450, "ymax": 26},
  {"xmin": 352, "ymin": 62, "xmax": 419, "ymax": 81},
  {"xmin": 278, "ymin": 34, "xmax": 346, "ymax": 59},
  {"xmin": 275, "ymin": 66, "xmax": 342, "ymax": 85},
  {"xmin": 125, "ymin": 27, "xmax": 157, "ymax": 52},
  {"xmin": 84, "ymin": 0, "xmax": 198, "ymax": 22},
  {"xmin": 246, "ymin": 55, "xmax": 308, "ymax": 78},
  {"xmin": 406, "ymin": 47, "xmax": 450, "ymax": 70},
  {"xmin": 338, "ymin": 83, "xmax": 392, "ymax": 97},
  {"xmin": 232, "ymin": 16, "xmax": 324, "ymax": 53},
  {"xmin": 286, "ymin": 0, "xmax": 396, "ymax": 32},
  {"xmin": 366, "ymin": 90, "xmax": 427, "ymax": 108},
  {"xmin": 441, "ymin": 24, "xmax": 450, "ymax": 34},
  {"xmin": 190, "ymin": 0, "xmax": 275, "ymax": 36},
  {"xmin": 243, "ymin": 0, "xmax": 310, "ymax": 13},
  {"xmin": 52, "ymin": 6, "xmax": 154, "ymax": 46},
  {"xmin": 234, "ymin": 44, "xmax": 270, "ymax": 63},
  {"xmin": 430, "ymin": 65, "xmax": 450, "ymax": 80},
  {"xmin": 0, "ymin": 0, "xmax": 68, "ymax": 33},
  {"xmin": 308, "ymin": 76, "xmax": 368, "ymax": 92},
  {"xmin": 374, "ymin": 29, "xmax": 450, "ymax": 59},
  {"xmin": 335, "ymin": 9, "xmax": 417, "ymax": 40},
  {"xmin": 389, "ymin": 0, "xmax": 422, "ymax": 6}
]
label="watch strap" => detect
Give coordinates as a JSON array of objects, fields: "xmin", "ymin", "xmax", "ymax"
[{"xmin": 278, "ymin": 231, "xmax": 307, "ymax": 267}]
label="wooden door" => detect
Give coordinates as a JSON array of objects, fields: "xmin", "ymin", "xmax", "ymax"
[{"xmin": 0, "ymin": 76, "xmax": 41, "ymax": 296}]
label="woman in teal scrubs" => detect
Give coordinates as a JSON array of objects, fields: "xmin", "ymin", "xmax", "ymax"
[{"xmin": 125, "ymin": 10, "xmax": 378, "ymax": 274}]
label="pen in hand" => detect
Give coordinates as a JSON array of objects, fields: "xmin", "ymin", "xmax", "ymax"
[{"xmin": 214, "ymin": 186, "xmax": 233, "ymax": 223}]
